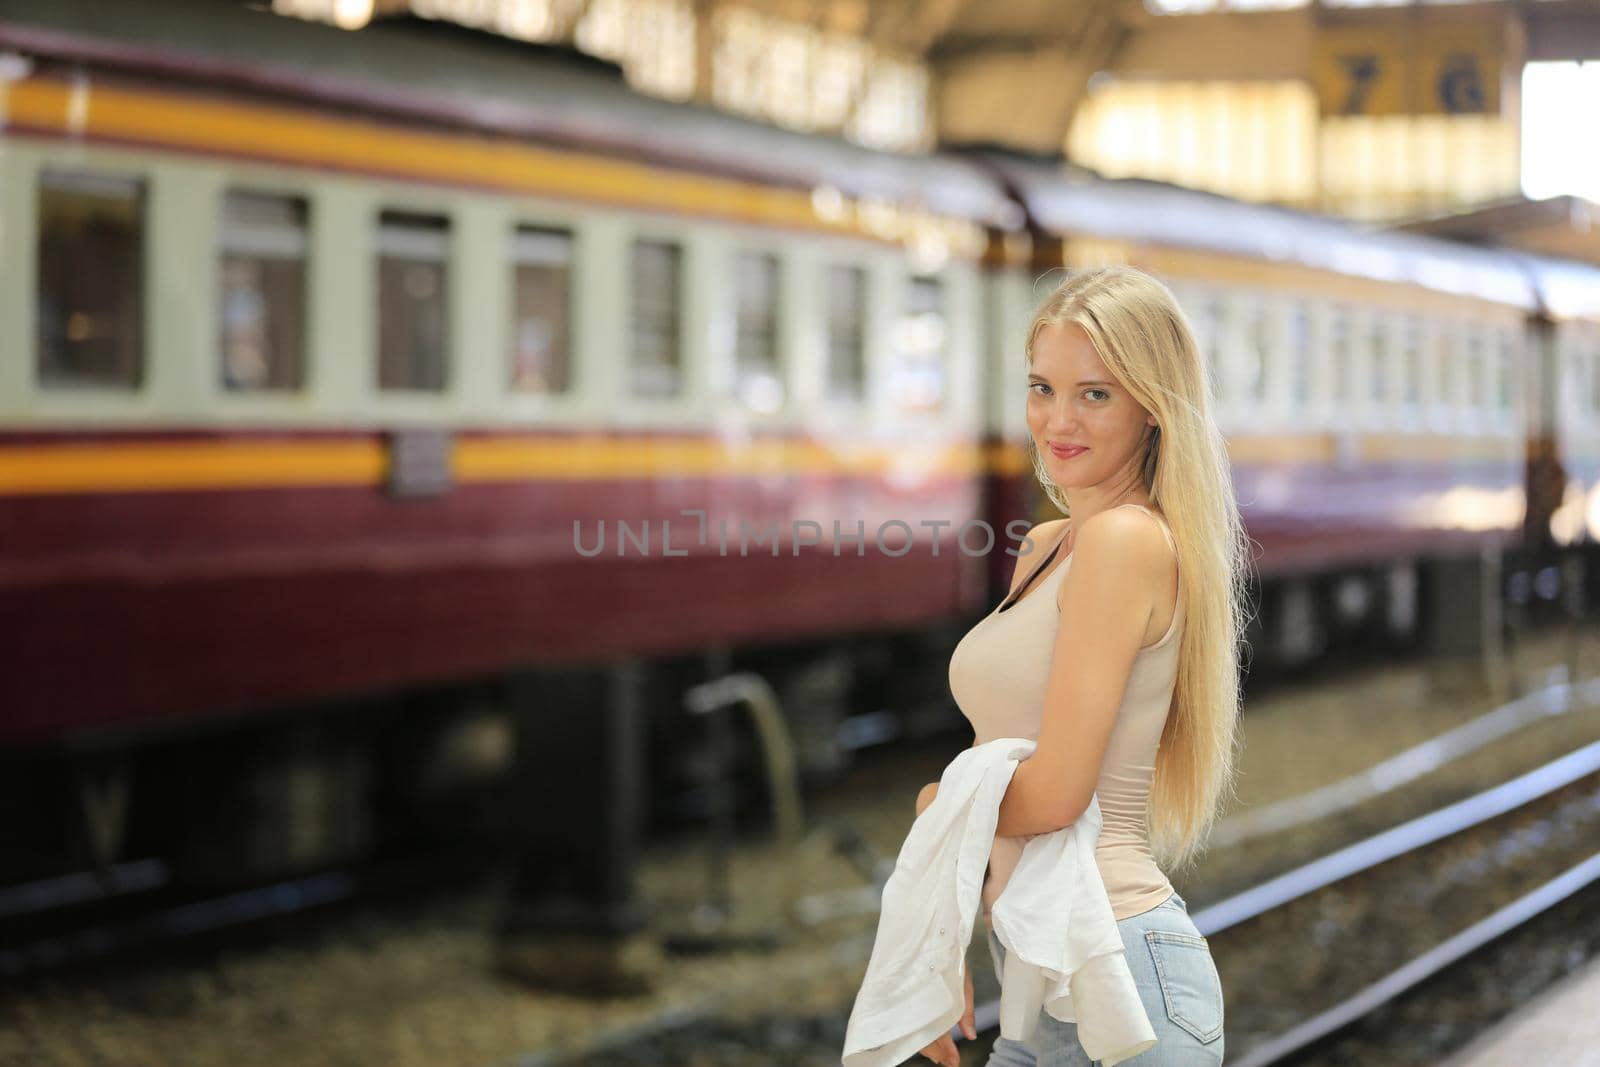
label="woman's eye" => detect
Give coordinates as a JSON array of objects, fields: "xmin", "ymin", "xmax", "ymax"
[
  {"xmin": 1085, "ymin": 389, "xmax": 1109, "ymax": 401},
  {"xmin": 1029, "ymin": 383, "xmax": 1049, "ymax": 395}
]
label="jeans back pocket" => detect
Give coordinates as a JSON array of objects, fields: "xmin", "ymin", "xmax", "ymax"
[{"xmin": 1144, "ymin": 930, "xmax": 1224, "ymax": 1044}]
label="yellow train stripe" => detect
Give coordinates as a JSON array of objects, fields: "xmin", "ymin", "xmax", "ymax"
[
  {"xmin": 0, "ymin": 437, "xmax": 984, "ymax": 495},
  {"xmin": 0, "ymin": 432, "xmax": 1518, "ymax": 496},
  {"xmin": 987, "ymin": 440, "xmax": 1032, "ymax": 478},
  {"xmin": 5, "ymin": 77, "xmax": 984, "ymax": 257},
  {"xmin": 0, "ymin": 440, "xmax": 387, "ymax": 493},
  {"xmin": 452, "ymin": 437, "xmax": 986, "ymax": 480}
]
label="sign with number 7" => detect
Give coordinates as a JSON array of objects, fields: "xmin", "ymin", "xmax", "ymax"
[{"xmin": 1314, "ymin": 16, "xmax": 1504, "ymax": 117}]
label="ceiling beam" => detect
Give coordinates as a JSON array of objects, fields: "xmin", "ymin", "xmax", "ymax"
[
  {"xmin": 1518, "ymin": 0, "xmax": 1600, "ymax": 60},
  {"xmin": 929, "ymin": 0, "xmax": 1133, "ymax": 155},
  {"xmin": 909, "ymin": 0, "xmax": 974, "ymax": 54}
]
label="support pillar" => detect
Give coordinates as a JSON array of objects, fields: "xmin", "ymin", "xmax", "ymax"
[
  {"xmin": 1421, "ymin": 545, "xmax": 1509, "ymax": 703},
  {"xmin": 495, "ymin": 659, "xmax": 663, "ymax": 996}
]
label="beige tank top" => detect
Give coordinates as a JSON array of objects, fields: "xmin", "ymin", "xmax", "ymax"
[{"xmin": 949, "ymin": 503, "xmax": 1182, "ymax": 922}]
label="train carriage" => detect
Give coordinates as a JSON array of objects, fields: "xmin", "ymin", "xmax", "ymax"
[{"xmin": 0, "ymin": 3, "xmax": 1018, "ymax": 902}]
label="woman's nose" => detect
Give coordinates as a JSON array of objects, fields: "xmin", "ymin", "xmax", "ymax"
[{"xmin": 1047, "ymin": 402, "xmax": 1079, "ymax": 431}]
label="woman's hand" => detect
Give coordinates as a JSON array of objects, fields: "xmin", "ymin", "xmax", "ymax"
[
  {"xmin": 916, "ymin": 967, "xmax": 976, "ymax": 1066},
  {"xmin": 915, "ymin": 781, "xmax": 939, "ymax": 817}
]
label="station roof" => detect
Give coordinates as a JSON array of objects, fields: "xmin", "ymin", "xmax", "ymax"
[{"xmin": 1396, "ymin": 196, "xmax": 1600, "ymax": 269}]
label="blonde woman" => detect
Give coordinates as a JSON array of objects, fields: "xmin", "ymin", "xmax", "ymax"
[{"xmin": 915, "ymin": 266, "xmax": 1250, "ymax": 1067}]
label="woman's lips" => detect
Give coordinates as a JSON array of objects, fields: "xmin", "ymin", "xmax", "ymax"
[{"xmin": 1049, "ymin": 444, "xmax": 1087, "ymax": 459}]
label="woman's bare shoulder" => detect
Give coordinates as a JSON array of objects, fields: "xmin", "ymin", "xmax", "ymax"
[
  {"xmin": 1073, "ymin": 507, "xmax": 1172, "ymax": 566},
  {"xmin": 1061, "ymin": 507, "xmax": 1176, "ymax": 607}
]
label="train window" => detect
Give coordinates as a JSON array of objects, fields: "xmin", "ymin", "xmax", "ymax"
[
  {"xmin": 219, "ymin": 190, "xmax": 307, "ymax": 392},
  {"xmin": 1195, "ymin": 296, "xmax": 1225, "ymax": 402},
  {"xmin": 630, "ymin": 238, "xmax": 682, "ymax": 398},
  {"xmin": 1423, "ymin": 322, "xmax": 1448, "ymax": 417},
  {"xmin": 734, "ymin": 250, "xmax": 782, "ymax": 413},
  {"xmin": 825, "ymin": 263, "xmax": 867, "ymax": 402},
  {"xmin": 892, "ymin": 275, "xmax": 945, "ymax": 410},
  {"xmin": 1328, "ymin": 308, "xmax": 1351, "ymax": 407},
  {"xmin": 1587, "ymin": 338, "xmax": 1600, "ymax": 414},
  {"xmin": 1494, "ymin": 332, "xmax": 1515, "ymax": 413},
  {"xmin": 1243, "ymin": 305, "xmax": 1270, "ymax": 406},
  {"xmin": 1288, "ymin": 307, "xmax": 1312, "ymax": 409},
  {"xmin": 1399, "ymin": 316, "xmax": 1422, "ymax": 408},
  {"xmin": 37, "ymin": 169, "xmax": 145, "ymax": 390},
  {"xmin": 1561, "ymin": 334, "xmax": 1586, "ymax": 415},
  {"xmin": 1439, "ymin": 323, "xmax": 1462, "ymax": 410},
  {"xmin": 377, "ymin": 210, "xmax": 450, "ymax": 392},
  {"xmin": 509, "ymin": 226, "xmax": 573, "ymax": 395},
  {"xmin": 1367, "ymin": 315, "xmax": 1388, "ymax": 406},
  {"xmin": 1461, "ymin": 330, "xmax": 1483, "ymax": 412}
]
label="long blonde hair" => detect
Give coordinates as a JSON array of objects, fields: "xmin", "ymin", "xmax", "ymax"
[{"xmin": 1024, "ymin": 266, "xmax": 1253, "ymax": 874}]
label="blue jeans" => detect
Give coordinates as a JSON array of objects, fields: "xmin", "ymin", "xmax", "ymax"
[{"xmin": 982, "ymin": 891, "xmax": 1224, "ymax": 1066}]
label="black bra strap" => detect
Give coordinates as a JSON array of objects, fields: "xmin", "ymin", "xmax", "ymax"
[{"xmin": 998, "ymin": 533, "xmax": 1064, "ymax": 612}]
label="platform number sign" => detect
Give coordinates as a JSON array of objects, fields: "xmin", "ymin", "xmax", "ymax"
[
  {"xmin": 1337, "ymin": 52, "xmax": 1382, "ymax": 116},
  {"xmin": 1437, "ymin": 53, "xmax": 1487, "ymax": 114},
  {"xmin": 1316, "ymin": 21, "xmax": 1501, "ymax": 117}
]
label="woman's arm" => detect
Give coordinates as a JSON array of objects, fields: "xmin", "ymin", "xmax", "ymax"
[
  {"xmin": 992, "ymin": 507, "xmax": 1169, "ymax": 838},
  {"xmin": 914, "ymin": 735, "xmax": 982, "ymax": 816}
]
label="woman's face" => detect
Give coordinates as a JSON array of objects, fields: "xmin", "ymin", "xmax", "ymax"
[{"xmin": 1026, "ymin": 321, "xmax": 1156, "ymax": 491}]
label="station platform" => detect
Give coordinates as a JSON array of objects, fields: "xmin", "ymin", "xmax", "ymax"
[{"xmin": 1437, "ymin": 953, "xmax": 1600, "ymax": 1067}]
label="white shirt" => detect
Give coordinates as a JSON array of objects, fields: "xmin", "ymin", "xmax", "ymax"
[{"xmin": 841, "ymin": 738, "xmax": 1157, "ymax": 1067}]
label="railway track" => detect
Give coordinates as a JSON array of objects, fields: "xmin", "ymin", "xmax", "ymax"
[
  {"xmin": 965, "ymin": 737, "xmax": 1600, "ymax": 1066},
  {"xmin": 0, "ymin": 843, "xmax": 498, "ymax": 983},
  {"xmin": 1224, "ymin": 851, "xmax": 1600, "ymax": 1066}
]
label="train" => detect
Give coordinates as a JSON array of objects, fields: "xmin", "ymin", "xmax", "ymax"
[{"xmin": 3, "ymin": 0, "xmax": 1599, "ymax": 936}]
